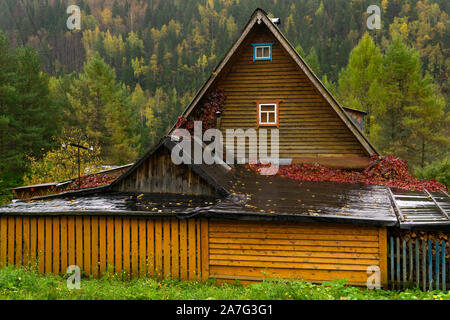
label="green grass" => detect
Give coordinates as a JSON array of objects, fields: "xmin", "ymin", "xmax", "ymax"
[{"xmin": 0, "ymin": 265, "xmax": 449, "ymax": 300}]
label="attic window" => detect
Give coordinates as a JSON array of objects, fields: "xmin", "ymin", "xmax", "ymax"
[
  {"xmin": 252, "ymin": 43, "xmax": 273, "ymax": 61},
  {"xmin": 256, "ymin": 101, "xmax": 279, "ymax": 127}
]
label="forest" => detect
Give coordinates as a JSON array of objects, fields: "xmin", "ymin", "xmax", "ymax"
[{"xmin": 0, "ymin": 0, "xmax": 448, "ymax": 203}]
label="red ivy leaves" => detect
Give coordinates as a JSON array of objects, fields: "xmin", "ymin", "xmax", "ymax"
[
  {"xmin": 176, "ymin": 87, "xmax": 226, "ymax": 134},
  {"xmin": 249, "ymin": 155, "xmax": 447, "ymax": 192}
]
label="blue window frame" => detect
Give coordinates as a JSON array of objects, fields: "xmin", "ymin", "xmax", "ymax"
[{"xmin": 252, "ymin": 43, "xmax": 273, "ymax": 61}]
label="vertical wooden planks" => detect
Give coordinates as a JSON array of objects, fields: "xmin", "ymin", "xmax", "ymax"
[
  {"xmin": 436, "ymin": 240, "xmax": 440, "ymax": 290},
  {"xmin": 0, "ymin": 215, "xmax": 206, "ymax": 281},
  {"xmin": 83, "ymin": 216, "xmax": 91, "ymax": 275},
  {"xmin": 30, "ymin": 217, "xmax": 37, "ymax": 266},
  {"xmin": 396, "ymin": 237, "xmax": 400, "ymax": 289},
  {"xmin": 408, "ymin": 241, "xmax": 413, "ymax": 285},
  {"xmin": 22, "ymin": 217, "xmax": 29, "ymax": 266},
  {"xmin": 114, "ymin": 217, "xmax": 123, "ymax": 274},
  {"xmin": 15, "ymin": 216, "xmax": 22, "ymax": 267},
  {"xmin": 171, "ymin": 219, "xmax": 179, "ymax": 280},
  {"xmin": 122, "ymin": 218, "xmax": 131, "ymax": 277},
  {"xmin": 188, "ymin": 219, "xmax": 197, "ymax": 280},
  {"xmin": 75, "ymin": 216, "xmax": 83, "ymax": 271},
  {"xmin": 196, "ymin": 219, "xmax": 201, "ymax": 278},
  {"xmin": 147, "ymin": 219, "xmax": 155, "ymax": 276},
  {"xmin": 7, "ymin": 216, "xmax": 14, "ymax": 266},
  {"xmin": 130, "ymin": 218, "xmax": 138, "ymax": 278},
  {"xmin": 422, "ymin": 241, "xmax": 426, "ymax": 291},
  {"xmin": 154, "ymin": 219, "xmax": 163, "ymax": 276},
  {"xmin": 389, "ymin": 237, "xmax": 394, "ymax": 289},
  {"xmin": 45, "ymin": 217, "xmax": 52, "ymax": 273},
  {"xmin": 415, "ymin": 240, "xmax": 419, "ymax": 288},
  {"xmin": 67, "ymin": 217, "xmax": 75, "ymax": 267},
  {"xmin": 60, "ymin": 216, "xmax": 68, "ymax": 273},
  {"xmin": 138, "ymin": 218, "xmax": 147, "ymax": 275},
  {"xmin": 201, "ymin": 219, "xmax": 209, "ymax": 281},
  {"xmin": 91, "ymin": 217, "xmax": 99, "ymax": 278},
  {"xmin": 37, "ymin": 218, "xmax": 45, "ymax": 273},
  {"xmin": 179, "ymin": 219, "xmax": 188, "ymax": 280},
  {"xmin": 52, "ymin": 217, "xmax": 59, "ymax": 274},
  {"xmin": 106, "ymin": 216, "xmax": 115, "ymax": 273},
  {"xmin": 99, "ymin": 217, "xmax": 107, "ymax": 276},
  {"xmin": 442, "ymin": 241, "xmax": 446, "ymax": 291},
  {"xmin": 1, "ymin": 217, "xmax": 8, "ymax": 267},
  {"xmin": 428, "ymin": 240, "xmax": 433, "ymax": 291},
  {"xmin": 402, "ymin": 240, "xmax": 406, "ymax": 285},
  {"xmin": 163, "ymin": 219, "xmax": 171, "ymax": 278}
]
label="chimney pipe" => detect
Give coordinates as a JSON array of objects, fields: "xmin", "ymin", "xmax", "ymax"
[{"xmin": 271, "ymin": 18, "xmax": 281, "ymax": 25}]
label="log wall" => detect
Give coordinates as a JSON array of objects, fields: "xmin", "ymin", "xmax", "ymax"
[
  {"xmin": 0, "ymin": 214, "xmax": 388, "ymax": 287},
  {"xmin": 208, "ymin": 220, "xmax": 388, "ymax": 286},
  {"xmin": 217, "ymin": 24, "xmax": 368, "ymax": 159}
]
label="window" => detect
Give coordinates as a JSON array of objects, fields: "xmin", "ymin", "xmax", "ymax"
[
  {"xmin": 256, "ymin": 101, "xmax": 280, "ymax": 127},
  {"xmin": 252, "ymin": 43, "xmax": 273, "ymax": 61}
]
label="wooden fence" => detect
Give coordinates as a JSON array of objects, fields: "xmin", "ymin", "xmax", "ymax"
[
  {"xmin": 388, "ymin": 236, "xmax": 450, "ymax": 290},
  {"xmin": 0, "ymin": 215, "xmax": 208, "ymax": 280}
]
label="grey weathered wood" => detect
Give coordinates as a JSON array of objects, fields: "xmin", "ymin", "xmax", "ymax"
[{"xmin": 425, "ymin": 189, "xmax": 449, "ymax": 220}]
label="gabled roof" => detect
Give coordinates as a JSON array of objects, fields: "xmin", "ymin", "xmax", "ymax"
[
  {"xmin": 169, "ymin": 8, "xmax": 378, "ymax": 156},
  {"xmin": 108, "ymin": 136, "xmax": 232, "ymax": 197}
]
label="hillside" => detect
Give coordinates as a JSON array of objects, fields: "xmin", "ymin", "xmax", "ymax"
[{"xmin": 0, "ymin": 0, "xmax": 448, "ymax": 198}]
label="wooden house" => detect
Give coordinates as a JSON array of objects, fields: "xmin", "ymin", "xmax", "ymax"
[{"xmin": 1, "ymin": 9, "xmax": 449, "ymax": 290}]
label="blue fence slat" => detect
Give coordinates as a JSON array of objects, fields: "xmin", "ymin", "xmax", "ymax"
[
  {"xmin": 428, "ymin": 240, "xmax": 433, "ymax": 291},
  {"xmin": 409, "ymin": 241, "xmax": 413, "ymax": 284},
  {"xmin": 403, "ymin": 240, "xmax": 407, "ymax": 284},
  {"xmin": 387, "ymin": 237, "xmax": 450, "ymax": 291},
  {"xmin": 436, "ymin": 240, "xmax": 440, "ymax": 290},
  {"xmin": 442, "ymin": 241, "xmax": 446, "ymax": 291},
  {"xmin": 423, "ymin": 241, "xmax": 426, "ymax": 291},
  {"xmin": 416, "ymin": 240, "xmax": 420, "ymax": 288}
]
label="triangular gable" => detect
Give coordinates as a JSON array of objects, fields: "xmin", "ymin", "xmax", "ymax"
[
  {"xmin": 109, "ymin": 136, "xmax": 231, "ymax": 197},
  {"xmin": 169, "ymin": 8, "xmax": 378, "ymax": 156}
]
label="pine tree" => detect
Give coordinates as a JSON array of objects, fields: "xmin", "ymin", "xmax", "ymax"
[
  {"xmin": 337, "ymin": 33, "xmax": 383, "ymax": 135},
  {"xmin": 374, "ymin": 37, "xmax": 448, "ymax": 167},
  {"xmin": 66, "ymin": 54, "xmax": 139, "ymax": 164},
  {"xmin": 0, "ymin": 31, "xmax": 60, "ymax": 186}
]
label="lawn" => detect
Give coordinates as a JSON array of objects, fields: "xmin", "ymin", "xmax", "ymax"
[{"xmin": 0, "ymin": 265, "xmax": 449, "ymax": 300}]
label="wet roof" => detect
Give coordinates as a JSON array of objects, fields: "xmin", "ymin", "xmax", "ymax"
[
  {"xmin": 390, "ymin": 188, "xmax": 450, "ymax": 230},
  {"xmin": 1, "ymin": 136, "xmax": 448, "ymax": 229},
  {"xmin": 0, "ymin": 164, "xmax": 399, "ymax": 227},
  {"xmin": 0, "ymin": 192, "xmax": 218, "ymax": 216},
  {"xmin": 204, "ymin": 165, "xmax": 397, "ymax": 226}
]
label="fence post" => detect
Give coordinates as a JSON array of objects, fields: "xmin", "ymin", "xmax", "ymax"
[
  {"xmin": 436, "ymin": 240, "xmax": 440, "ymax": 290},
  {"xmin": 442, "ymin": 241, "xmax": 446, "ymax": 291},
  {"xmin": 415, "ymin": 239, "xmax": 419, "ymax": 288},
  {"xmin": 390, "ymin": 237, "xmax": 394, "ymax": 290},
  {"xmin": 428, "ymin": 240, "xmax": 433, "ymax": 291}
]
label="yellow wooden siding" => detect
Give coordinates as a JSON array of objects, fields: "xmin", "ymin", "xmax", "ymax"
[
  {"xmin": 0, "ymin": 215, "xmax": 203, "ymax": 280},
  {"xmin": 217, "ymin": 25, "xmax": 368, "ymax": 158},
  {"xmin": 0, "ymin": 215, "xmax": 387, "ymax": 286},
  {"xmin": 208, "ymin": 220, "xmax": 387, "ymax": 286}
]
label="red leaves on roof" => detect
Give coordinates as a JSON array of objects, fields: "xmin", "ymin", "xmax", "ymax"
[
  {"xmin": 250, "ymin": 155, "xmax": 447, "ymax": 192},
  {"xmin": 67, "ymin": 171, "xmax": 122, "ymax": 190}
]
